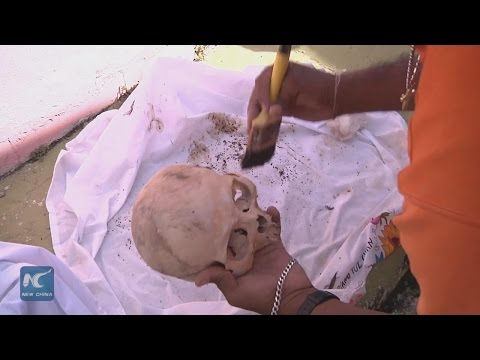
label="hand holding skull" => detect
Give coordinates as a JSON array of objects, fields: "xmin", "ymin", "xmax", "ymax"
[{"xmin": 195, "ymin": 206, "xmax": 316, "ymax": 315}]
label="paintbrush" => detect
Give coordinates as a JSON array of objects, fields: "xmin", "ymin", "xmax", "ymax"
[{"xmin": 241, "ymin": 45, "xmax": 291, "ymax": 169}]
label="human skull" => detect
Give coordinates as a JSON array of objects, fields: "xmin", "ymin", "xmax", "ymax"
[{"xmin": 131, "ymin": 164, "xmax": 280, "ymax": 281}]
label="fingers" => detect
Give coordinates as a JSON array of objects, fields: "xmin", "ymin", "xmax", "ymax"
[
  {"xmin": 267, "ymin": 206, "xmax": 281, "ymax": 227},
  {"xmin": 246, "ymin": 98, "xmax": 283, "ymax": 136},
  {"xmin": 195, "ymin": 265, "xmax": 237, "ymax": 294},
  {"xmin": 255, "ymin": 66, "xmax": 274, "ymax": 109},
  {"xmin": 268, "ymin": 104, "xmax": 282, "ymax": 125},
  {"xmin": 247, "ymin": 66, "xmax": 273, "ymax": 134},
  {"xmin": 246, "ymin": 94, "xmax": 259, "ymax": 135}
]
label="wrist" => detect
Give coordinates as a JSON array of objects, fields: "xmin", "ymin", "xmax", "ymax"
[
  {"xmin": 270, "ymin": 259, "xmax": 385, "ymax": 315},
  {"xmin": 278, "ymin": 286, "xmax": 317, "ymax": 315},
  {"xmin": 335, "ymin": 55, "xmax": 410, "ymax": 116},
  {"xmin": 335, "ymin": 71, "xmax": 370, "ymax": 116},
  {"xmin": 268, "ymin": 257, "xmax": 342, "ymax": 315},
  {"xmin": 268, "ymin": 257, "xmax": 317, "ymax": 315}
]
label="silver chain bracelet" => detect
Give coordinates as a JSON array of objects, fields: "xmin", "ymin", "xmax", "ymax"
[{"xmin": 270, "ymin": 258, "xmax": 298, "ymax": 315}]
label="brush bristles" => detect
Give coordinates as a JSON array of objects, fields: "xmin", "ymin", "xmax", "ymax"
[{"xmin": 240, "ymin": 146, "xmax": 276, "ymax": 169}]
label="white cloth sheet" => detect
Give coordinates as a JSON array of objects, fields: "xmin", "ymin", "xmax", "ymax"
[{"xmin": 0, "ymin": 58, "xmax": 408, "ymax": 314}]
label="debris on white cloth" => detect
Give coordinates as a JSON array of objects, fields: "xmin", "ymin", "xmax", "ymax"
[
  {"xmin": 0, "ymin": 57, "xmax": 408, "ymax": 314},
  {"xmin": 328, "ymin": 115, "xmax": 367, "ymax": 141}
]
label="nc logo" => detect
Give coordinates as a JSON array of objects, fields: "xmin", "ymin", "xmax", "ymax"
[
  {"xmin": 20, "ymin": 266, "xmax": 54, "ymax": 301},
  {"xmin": 23, "ymin": 268, "xmax": 52, "ymax": 288}
]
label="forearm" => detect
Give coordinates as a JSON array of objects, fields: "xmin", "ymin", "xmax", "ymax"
[
  {"xmin": 336, "ymin": 54, "xmax": 417, "ymax": 115},
  {"xmin": 310, "ymin": 298, "xmax": 383, "ymax": 315},
  {"xmin": 279, "ymin": 287, "xmax": 384, "ymax": 315}
]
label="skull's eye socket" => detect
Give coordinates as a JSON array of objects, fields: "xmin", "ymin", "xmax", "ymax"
[{"xmin": 232, "ymin": 179, "xmax": 252, "ymax": 213}]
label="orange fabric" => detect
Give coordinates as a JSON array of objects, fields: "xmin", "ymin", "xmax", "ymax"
[{"xmin": 395, "ymin": 45, "xmax": 480, "ymax": 314}]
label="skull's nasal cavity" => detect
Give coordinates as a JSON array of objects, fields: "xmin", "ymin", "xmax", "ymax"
[{"xmin": 257, "ymin": 215, "xmax": 267, "ymax": 233}]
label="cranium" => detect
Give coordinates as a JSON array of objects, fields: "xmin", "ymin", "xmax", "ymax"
[{"xmin": 131, "ymin": 164, "xmax": 280, "ymax": 281}]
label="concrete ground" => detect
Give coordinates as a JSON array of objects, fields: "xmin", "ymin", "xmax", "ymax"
[{"xmin": 0, "ymin": 45, "xmax": 419, "ymax": 313}]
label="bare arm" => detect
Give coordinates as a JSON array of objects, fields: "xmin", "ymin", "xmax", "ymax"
[
  {"xmin": 248, "ymin": 53, "xmax": 420, "ymax": 127},
  {"xmin": 335, "ymin": 53, "xmax": 421, "ymax": 115}
]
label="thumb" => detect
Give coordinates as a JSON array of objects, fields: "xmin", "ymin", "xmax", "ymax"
[
  {"xmin": 195, "ymin": 265, "xmax": 238, "ymax": 294},
  {"xmin": 267, "ymin": 206, "xmax": 281, "ymax": 227}
]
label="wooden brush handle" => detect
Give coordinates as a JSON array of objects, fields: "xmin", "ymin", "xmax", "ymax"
[{"xmin": 269, "ymin": 45, "xmax": 291, "ymax": 103}]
